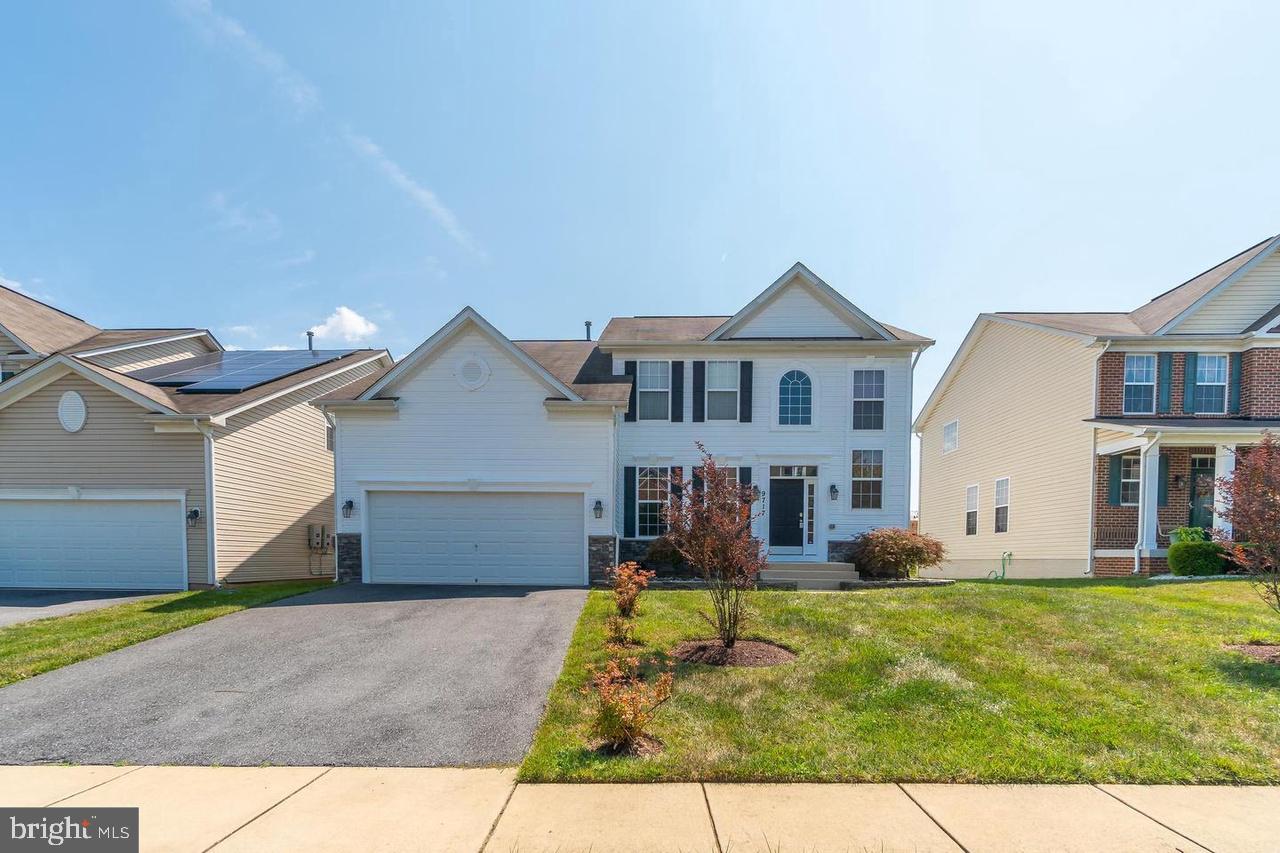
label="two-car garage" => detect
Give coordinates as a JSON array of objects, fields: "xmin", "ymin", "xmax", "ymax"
[
  {"xmin": 0, "ymin": 493, "xmax": 188, "ymax": 590},
  {"xmin": 365, "ymin": 490, "xmax": 586, "ymax": 586}
]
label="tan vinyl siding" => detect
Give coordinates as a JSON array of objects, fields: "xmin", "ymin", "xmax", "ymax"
[
  {"xmin": 917, "ymin": 319, "xmax": 1097, "ymax": 578},
  {"xmin": 212, "ymin": 361, "xmax": 384, "ymax": 582},
  {"xmin": 1178, "ymin": 251, "xmax": 1280, "ymax": 333},
  {"xmin": 0, "ymin": 329, "xmax": 24, "ymax": 354},
  {"xmin": 86, "ymin": 338, "xmax": 213, "ymax": 373},
  {"xmin": 0, "ymin": 373, "xmax": 208, "ymax": 586}
]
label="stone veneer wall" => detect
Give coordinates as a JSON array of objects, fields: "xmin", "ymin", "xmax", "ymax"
[
  {"xmin": 336, "ymin": 533, "xmax": 362, "ymax": 582},
  {"xmin": 827, "ymin": 540, "xmax": 857, "ymax": 563},
  {"xmin": 588, "ymin": 536, "xmax": 617, "ymax": 584}
]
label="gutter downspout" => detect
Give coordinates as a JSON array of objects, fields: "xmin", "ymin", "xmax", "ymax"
[
  {"xmin": 195, "ymin": 421, "xmax": 219, "ymax": 588},
  {"xmin": 1133, "ymin": 430, "xmax": 1163, "ymax": 575}
]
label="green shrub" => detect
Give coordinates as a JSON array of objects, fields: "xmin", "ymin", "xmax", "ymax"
[
  {"xmin": 1168, "ymin": 540, "xmax": 1229, "ymax": 576},
  {"xmin": 1170, "ymin": 526, "xmax": 1207, "ymax": 543}
]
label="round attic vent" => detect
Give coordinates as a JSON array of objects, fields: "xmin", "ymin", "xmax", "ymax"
[
  {"xmin": 455, "ymin": 356, "xmax": 490, "ymax": 390},
  {"xmin": 58, "ymin": 390, "xmax": 86, "ymax": 433}
]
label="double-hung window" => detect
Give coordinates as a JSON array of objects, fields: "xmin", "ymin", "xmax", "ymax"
[
  {"xmin": 637, "ymin": 466, "xmax": 671, "ymax": 537},
  {"xmin": 1120, "ymin": 455, "xmax": 1141, "ymax": 505},
  {"xmin": 850, "ymin": 450, "xmax": 883, "ymax": 509},
  {"xmin": 637, "ymin": 361, "xmax": 670, "ymax": 421},
  {"xmin": 851, "ymin": 369, "xmax": 885, "ymax": 430},
  {"xmin": 965, "ymin": 484, "xmax": 978, "ymax": 535},
  {"xmin": 994, "ymin": 477, "xmax": 1010, "ymax": 533},
  {"xmin": 1123, "ymin": 354, "xmax": 1156, "ymax": 414},
  {"xmin": 706, "ymin": 360, "xmax": 739, "ymax": 420},
  {"xmin": 1195, "ymin": 354, "xmax": 1228, "ymax": 414},
  {"xmin": 943, "ymin": 420, "xmax": 959, "ymax": 453}
]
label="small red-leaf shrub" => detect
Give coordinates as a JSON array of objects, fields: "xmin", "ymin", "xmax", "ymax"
[
  {"xmin": 845, "ymin": 527, "xmax": 946, "ymax": 579},
  {"xmin": 1214, "ymin": 432, "xmax": 1280, "ymax": 615},
  {"xmin": 608, "ymin": 562, "xmax": 655, "ymax": 617},
  {"xmin": 604, "ymin": 615, "xmax": 635, "ymax": 646},
  {"xmin": 581, "ymin": 656, "xmax": 674, "ymax": 751}
]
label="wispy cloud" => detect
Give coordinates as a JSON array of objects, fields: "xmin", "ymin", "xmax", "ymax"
[
  {"xmin": 174, "ymin": 1, "xmax": 482, "ymax": 257},
  {"xmin": 310, "ymin": 306, "xmax": 379, "ymax": 343},
  {"xmin": 272, "ymin": 249, "xmax": 316, "ymax": 269},
  {"xmin": 0, "ymin": 273, "xmax": 50, "ymax": 301},
  {"xmin": 208, "ymin": 190, "xmax": 281, "ymax": 240},
  {"xmin": 343, "ymin": 130, "xmax": 484, "ymax": 259},
  {"xmin": 174, "ymin": 0, "xmax": 318, "ymax": 115},
  {"xmin": 263, "ymin": 344, "xmax": 293, "ymax": 351},
  {"xmin": 225, "ymin": 323, "xmax": 258, "ymax": 337}
]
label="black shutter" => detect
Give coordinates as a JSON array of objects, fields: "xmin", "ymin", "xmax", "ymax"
[
  {"xmin": 739, "ymin": 466, "xmax": 752, "ymax": 487},
  {"xmin": 670, "ymin": 466, "xmax": 683, "ymax": 501},
  {"xmin": 1157, "ymin": 353, "xmax": 1173, "ymax": 413},
  {"xmin": 1108, "ymin": 456, "xmax": 1122, "ymax": 506},
  {"xmin": 670, "ymin": 361, "xmax": 684, "ymax": 422},
  {"xmin": 739, "ymin": 361, "xmax": 753, "ymax": 422},
  {"xmin": 692, "ymin": 466, "xmax": 704, "ymax": 494},
  {"xmin": 1183, "ymin": 352, "xmax": 1197, "ymax": 414},
  {"xmin": 692, "ymin": 361, "xmax": 706, "ymax": 422},
  {"xmin": 1229, "ymin": 352, "xmax": 1243, "ymax": 414},
  {"xmin": 623, "ymin": 466, "xmax": 636, "ymax": 538},
  {"xmin": 624, "ymin": 361, "xmax": 637, "ymax": 422}
]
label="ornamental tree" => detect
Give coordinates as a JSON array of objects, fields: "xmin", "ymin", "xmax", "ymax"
[
  {"xmin": 662, "ymin": 443, "xmax": 766, "ymax": 647},
  {"xmin": 1213, "ymin": 431, "xmax": 1280, "ymax": 615}
]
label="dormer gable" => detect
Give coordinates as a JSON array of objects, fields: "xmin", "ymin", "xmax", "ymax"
[{"xmin": 708, "ymin": 262, "xmax": 894, "ymax": 341}]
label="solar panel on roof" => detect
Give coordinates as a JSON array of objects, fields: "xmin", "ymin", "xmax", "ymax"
[{"xmin": 126, "ymin": 350, "xmax": 357, "ymax": 394}]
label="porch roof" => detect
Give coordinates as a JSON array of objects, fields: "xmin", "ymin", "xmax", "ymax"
[{"xmin": 1088, "ymin": 417, "xmax": 1280, "ymax": 431}]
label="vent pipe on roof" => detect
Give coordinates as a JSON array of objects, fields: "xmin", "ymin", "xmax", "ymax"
[
  {"xmin": 306, "ymin": 330, "xmax": 314, "ymax": 351},
  {"xmin": 584, "ymin": 320, "xmax": 592, "ymax": 341}
]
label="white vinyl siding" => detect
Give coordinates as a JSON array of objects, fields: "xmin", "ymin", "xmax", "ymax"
[
  {"xmin": 728, "ymin": 281, "xmax": 875, "ymax": 338},
  {"xmin": 1122, "ymin": 354, "xmax": 1156, "ymax": 414},
  {"xmin": 705, "ymin": 360, "xmax": 739, "ymax": 421},
  {"xmin": 636, "ymin": 360, "xmax": 670, "ymax": 421}
]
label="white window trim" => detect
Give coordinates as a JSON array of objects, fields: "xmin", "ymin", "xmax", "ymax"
[
  {"xmin": 1122, "ymin": 353, "xmax": 1157, "ymax": 416},
  {"xmin": 636, "ymin": 360, "xmax": 672, "ymax": 422},
  {"xmin": 964, "ymin": 483, "xmax": 978, "ymax": 535},
  {"xmin": 994, "ymin": 476, "xmax": 1010, "ymax": 534},
  {"xmin": 636, "ymin": 465, "xmax": 672, "ymax": 539},
  {"xmin": 943, "ymin": 420, "xmax": 959, "ymax": 454},
  {"xmin": 850, "ymin": 367, "xmax": 886, "ymax": 431},
  {"xmin": 705, "ymin": 359, "xmax": 740, "ymax": 422},
  {"xmin": 850, "ymin": 449, "xmax": 884, "ymax": 510},
  {"xmin": 1119, "ymin": 454, "xmax": 1141, "ymax": 506},
  {"xmin": 1194, "ymin": 353, "xmax": 1229, "ymax": 415}
]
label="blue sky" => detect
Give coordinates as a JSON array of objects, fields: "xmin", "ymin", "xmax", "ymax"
[{"xmin": 3, "ymin": 1, "xmax": 1279, "ymax": 416}]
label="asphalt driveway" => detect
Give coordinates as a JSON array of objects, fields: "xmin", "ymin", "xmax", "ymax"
[
  {"xmin": 0, "ymin": 583, "xmax": 586, "ymax": 766},
  {"xmin": 0, "ymin": 590, "xmax": 162, "ymax": 628}
]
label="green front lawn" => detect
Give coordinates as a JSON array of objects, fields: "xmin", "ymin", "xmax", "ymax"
[
  {"xmin": 521, "ymin": 579, "xmax": 1280, "ymax": 783},
  {"xmin": 0, "ymin": 581, "xmax": 328, "ymax": 687}
]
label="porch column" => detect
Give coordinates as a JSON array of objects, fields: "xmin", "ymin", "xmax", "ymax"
[
  {"xmin": 1213, "ymin": 444, "xmax": 1236, "ymax": 536},
  {"xmin": 1135, "ymin": 440, "xmax": 1162, "ymax": 561}
]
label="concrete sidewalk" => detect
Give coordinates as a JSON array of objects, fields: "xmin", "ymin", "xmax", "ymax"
[{"xmin": 0, "ymin": 765, "xmax": 1274, "ymax": 852}]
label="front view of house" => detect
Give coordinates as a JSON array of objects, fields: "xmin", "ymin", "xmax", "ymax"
[{"xmin": 318, "ymin": 263, "xmax": 932, "ymax": 586}]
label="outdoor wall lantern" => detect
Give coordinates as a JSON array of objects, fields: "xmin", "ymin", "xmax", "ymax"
[
  {"xmin": 1173, "ymin": 474, "xmax": 1186, "ymax": 489},
  {"xmin": 829, "ymin": 484, "xmax": 839, "ymax": 501},
  {"xmin": 185, "ymin": 508, "xmax": 202, "ymax": 527},
  {"xmin": 592, "ymin": 499, "xmax": 604, "ymax": 519},
  {"xmin": 342, "ymin": 499, "xmax": 355, "ymax": 519}
]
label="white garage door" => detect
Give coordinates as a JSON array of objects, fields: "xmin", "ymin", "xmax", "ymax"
[
  {"xmin": 368, "ymin": 491, "xmax": 584, "ymax": 585},
  {"xmin": 0, "ymin": 499, "xmax": 186, "ymax": 590}
]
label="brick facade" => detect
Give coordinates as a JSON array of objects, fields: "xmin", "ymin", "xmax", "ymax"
[
  {"xmin": 1093, "ymin": 555, "xmax": 1169, "ymax": 578},
  {"xmin": 1092, "ymin": 446, "xmax": 1211, "ymax": 549},
  {"xmin": 1096, "ymin": 351, "xmax": 1190, "ymax": 418},
  {"xmin": 1241, "ymin": 348, "xmax": 1280, "ymax": 418}
]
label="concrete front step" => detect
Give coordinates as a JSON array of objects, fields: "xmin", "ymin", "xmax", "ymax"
[{"xmin": 761, "ymin": 563, "xmax": 861, "ymax": 590}]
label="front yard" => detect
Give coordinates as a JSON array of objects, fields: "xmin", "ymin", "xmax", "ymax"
[
  {"xmin": 0, "ymin": 580, "xmax": 328, "ymax": 687},
  {"xmin": 521, "ymin": 579, "xmax": 1280, "ymax": 783}
]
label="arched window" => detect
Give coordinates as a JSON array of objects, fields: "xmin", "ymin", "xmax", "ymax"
[{"xmin": 778, "ymin": 370, "xmax": 812, "ymax": 425}]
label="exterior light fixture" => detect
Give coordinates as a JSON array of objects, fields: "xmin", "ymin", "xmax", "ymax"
[
  {"xmin": 341, "ymin": 499, "xmax": 355, "ymax": 519},
  {"xmin": 829, "ymin": 484, "xmax": 839, "ymax": 501},
  {"xmin": 593, "ymin": 499, "xmax": 604, "ymax": 519},
  {"xmin": 186, "ymin": 508, "xmax": 202, "ymax": 527}
]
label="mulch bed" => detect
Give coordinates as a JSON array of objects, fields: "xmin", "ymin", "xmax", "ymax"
[
  {"xmin": 590, "ymin": 734, "xmax": 664, "ymax": 758},
  {"xmin": 1225, "ymin": 642, "xmax": 1280, "ymax": 665},
  {"xmin": 672, "ymin": 638, "xmax": 796, "ymax": 667}
]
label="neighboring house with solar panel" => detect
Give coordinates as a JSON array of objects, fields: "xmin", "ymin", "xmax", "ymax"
[
  {"xmin": 915, "ymin": 232, "xmax": 1280, "ymax": 579},
  {"xmin": 0, "ymin": 281, "xmax": 391, "ymax": 590},
  {"xmin": 316, "ymin": 263, "xmax": 932, "ymax": 588}
]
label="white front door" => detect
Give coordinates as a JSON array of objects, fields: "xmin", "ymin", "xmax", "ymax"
[
  {"xmin": 0, "ymin": 498, "xmax": 186, "ymax": 590},
  {"xmin": 367, "ymin": 490, "xmax": 585, "ymax": 585}
]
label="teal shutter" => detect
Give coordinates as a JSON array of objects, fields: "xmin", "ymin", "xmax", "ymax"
[
  {"xmin": 1229, "ymin": 352, "xmax": 1242, "ymax": 414},
  {"xmin": 623, "ymin": 466, "xmax": 636, "ymax": 538},
  {"xmin": 1158, "ymin": 454, "xmax": 1169, "ymax": 507},
  {"xmin": 1108, "ymin": 456, "xmax": 1122, "ymax": 506},
  {"xmin": 1157, "ymin": 353, "xmax": 1173, "ymax": 413},
  {"xmin": 1182, "ymin": 352, "xmax": 1198, "ymax": 413}
]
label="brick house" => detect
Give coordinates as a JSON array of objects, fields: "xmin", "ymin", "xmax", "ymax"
[{"xmin": 916, "ymin": 233, "xmax": 1280, "ymax": 578}]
